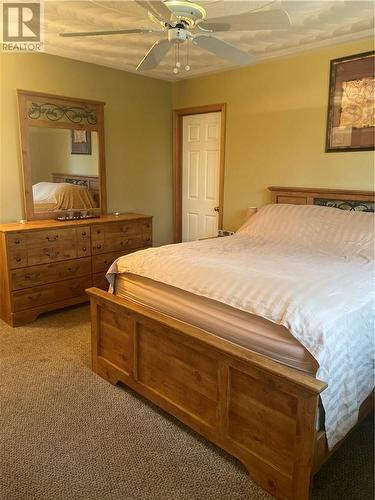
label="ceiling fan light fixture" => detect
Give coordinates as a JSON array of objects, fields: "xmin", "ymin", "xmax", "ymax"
[{"xmin": 168, "ymin": 27, "xmax": 188, "ymax": 43}]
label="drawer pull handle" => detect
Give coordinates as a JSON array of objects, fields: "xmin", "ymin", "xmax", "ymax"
[
  {"xmin": 46, "ymin": 251, "xmax": 60, "ymax": 259},
  {"xmin": 15, "ymin": 257, "xmax": 22, "ymax": 263},
  {"xmin": 69, "ymin": 284, "xmax": 81, "ymax": 292},
  {"xmin": 82, "ymin": 247, "xmax": 87, "ymax": 252},
  {"xmin": 15, "ymin": 239, "xmax": 21, "ymax": 245},
  {"xmin": 95, "ymin": 244, "xmax": 102, "ymax": 249},
  {"xmin": 25, "ymin": 273, "xmax": 41, "ymax": 280},
  {"xmin": 96, "ymin": 230, "xmax": 101, "ymax": 235},
  {"xmin": 67, "ymin": 267, "xmax": 79, "ymax": 274},
  {"xmin": 121, "ymin": 227, "xmax": 129, "ymax": 232},
  {"xmin": 145, "ymin": 238, "xmax": 151, "ymax": 242},
  {"xmin": 82, "ymin": 232, "xmax": 87, "ymax": 236},
  {"xmin": 46, "ymin": 235, "xmax": 59, "ymax": 242},
  {"xmin": 120, "ymin": 240, "xmax": 129, "ymax": 247},
  {"xmin": 28, "ymin": 293, "xmax": 41, "ymax": 301}
]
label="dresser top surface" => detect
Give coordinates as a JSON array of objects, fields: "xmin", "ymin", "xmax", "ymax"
[{"xmin": 0, "ymin": 213, "xmax": 152, "ymax": 233}]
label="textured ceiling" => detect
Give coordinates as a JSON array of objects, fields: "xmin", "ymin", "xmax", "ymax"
[{"xmin": 43, "ymin": 0, "xmax": 375, "ymax": 81}]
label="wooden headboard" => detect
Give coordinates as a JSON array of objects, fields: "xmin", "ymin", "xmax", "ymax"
[
  {"xmin": 52, "ymin": 173, "xmax": 100, "ymax": 207},
  {"xmin": 268, "ymin": 186, "xmax": 375, "ymax": 212}
]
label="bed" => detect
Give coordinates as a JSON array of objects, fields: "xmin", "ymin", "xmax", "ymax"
[
  {"xmin": 32, "ymin": 180, "xmax": 97, "ymax": 212},
  {"xmin": 52, "ymin": 172, "xmax": 100, "ymax": 207},
  {"xmin": 87, "ymin": 186, "xmax": 374, "ymax": 500}
]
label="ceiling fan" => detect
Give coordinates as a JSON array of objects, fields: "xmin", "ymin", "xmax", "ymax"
[{"xmin": 60, "ymin": 0, "xmax": 291, "ymax": 73}]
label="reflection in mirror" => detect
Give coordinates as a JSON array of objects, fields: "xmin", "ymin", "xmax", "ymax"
[{"xmin": 29, "ymin": 127, "xmax": 99, "ymax": 214}]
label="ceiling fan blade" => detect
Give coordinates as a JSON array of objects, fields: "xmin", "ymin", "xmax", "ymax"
[
  {"xmin": 60, "ymin": 28, "xmax": 162, "ymax": 37},
  {"xmin": 136, "ymin": 39, "xmax": 171, "ymax": 71},
  {"xmin": 201, "ymin": 9, "xmax": 291, "ymax": 32},
  {"xmin": 193, "ymin": 35, "xmax": 255, "ymax": 66},
  {"xmin": 134, "ymin": 1, "xmax": 173, "ymax": 22}
]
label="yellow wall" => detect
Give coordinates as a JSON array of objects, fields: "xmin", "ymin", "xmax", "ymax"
[
  {"xmin": 29, "ymin": 128, "xmax": 99, "ymax": 184},
  {"xmin": 1, "ymin": 38, "xmax": 374, "ymax": 243},
  {"xmin": 0, "ymin": 52, "xmax": 172, "ymax": 245},
  {"xmin": 172, "ymin": 38, "xmax": 375, "ymax": 230}
]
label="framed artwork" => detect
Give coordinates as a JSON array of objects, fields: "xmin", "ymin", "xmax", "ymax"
[
  {"xmin": 326, "ymin": 51, "xmax": 374, "ymax": 152},
  {"xmin": 71, "ymin": 129, "xmax": 92, "ymax": 155}
]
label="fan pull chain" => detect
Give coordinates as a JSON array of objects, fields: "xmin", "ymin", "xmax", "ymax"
[
  {"xmin": 173, "ymin": 44, "xmax": 177, "ymax": 74},
  {"xmin": 173, "ymin": 40, "xmax": 191, "ymax": 75},
  {"xmin": 173, "ymin": 43, "xmax": 181, "ymax": 74},
  {"xmin": 177, "ymin": 43, "xmax": 181, "ymax": 68},
  {"xmin": 185, "ymin": 39, "xmax": 190, "ymax": 71}
]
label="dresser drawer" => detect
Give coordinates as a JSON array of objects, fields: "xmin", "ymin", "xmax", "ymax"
[
  {"xmin": 77, "ymin": 242, "xmax": 91, "ymax": 258},
  {"xmin": 77, "ymin": 226, "xmax": 91, "ymax": 242},
  {"xmin": 142, "ymin": 232, "xmax": 152, "ymax": 246},
  {"xmin": 93, "ymin": 272, "xmax": 110, "ymax": 290},
  {"xmin": 102, "ymin": 221, "xmax": 142, "ymax": 238},
  {"xmin": 27, "ymin": 244, "xmax": 78, "ymax": 266},
  {"xmin": 8, "ymin": 241, "xmax": 81, "ymax": 268},
  {"xmin": 6, "ymin": 233, "xmax": 27, "ymax": 248},
  {"xmin": 26, "ymin": 228, "xmax": 77, "ymax": 246},
  {"xmin": 91, "ymin": 219, "xmax": 151, "ymax": 240},
  {"xmin": 91, "ymin": 225, "xmax": 107, "ymax": 240},
  {"xmin": 10, "ymin": 257, "xmax": 92, "ymax": 291},
  {"xmin": 140, "ymin": 219, "xmax": 152, "ymax": 234},
  {"xmin": 12, "ymin": 275, "xmax": 92, "ymax": 312},
  {"xmin": 92, "ymin": 236, "xmax": 145, "ymax": 255},
  {"xmin": 7, "ymin": 249, "xmax": 28, "ymax": 269},
  {"xmin": 92, "ymin": 250, "xmax": 130, "ymax": 274}
]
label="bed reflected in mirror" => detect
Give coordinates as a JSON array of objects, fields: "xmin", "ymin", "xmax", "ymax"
[{"xmin": 29, "ymin": 127, "xmax": 100, "ymax": 215}]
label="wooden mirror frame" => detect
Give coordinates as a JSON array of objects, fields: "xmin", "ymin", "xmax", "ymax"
[{"xmin": 17, "ymin": 89, "xmax": 107, "ymax": 220}]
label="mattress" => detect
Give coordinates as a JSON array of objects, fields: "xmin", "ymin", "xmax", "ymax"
[
  {"xmin": 114, "ymin": 273, "xmax": 319, "ymax": 375},
  {"xmin": 108, "ymin": 204, "xmax": 374, "ymax": 448}
]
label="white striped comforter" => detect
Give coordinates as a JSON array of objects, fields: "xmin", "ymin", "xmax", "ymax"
[{"xmin": 107, "ymin": 204, "xmax": 375, "ymax": 449}]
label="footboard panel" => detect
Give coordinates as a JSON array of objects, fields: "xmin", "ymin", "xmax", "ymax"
[
  {"xmin": 88, "ymin": 287, "xmax": 327, "ymax": 500},
  {"xmin": 137, "ymin": 319, "xmax": 220, "ymax": 427}
]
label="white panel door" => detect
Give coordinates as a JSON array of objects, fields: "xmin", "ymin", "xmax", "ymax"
[{"xmin": 182, "ymin": 112, "xmax": 221, "ymax": 242}]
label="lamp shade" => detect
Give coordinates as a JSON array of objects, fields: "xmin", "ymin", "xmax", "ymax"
[{"xmin": 246, "ymin": 207, "xmax": 258, "ymax": 218}]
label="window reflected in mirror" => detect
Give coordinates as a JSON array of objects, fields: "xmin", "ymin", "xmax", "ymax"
[{"xmin": 29, "ymin": 127, "xmax": 99, "ymax": 214}]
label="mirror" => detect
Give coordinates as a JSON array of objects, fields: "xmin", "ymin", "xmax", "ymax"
[
  {"xmin": 18, "ymin": 90, "xmax": 106, "ymax": 220},
  {"xmin": 29, "ymin": 127, "xmax": 99, "ymax": 214}
]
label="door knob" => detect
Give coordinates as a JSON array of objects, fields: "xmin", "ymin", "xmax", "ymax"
[{"xmin": 214, "ymin": 206, "xmax": 219, "ymax": 212}]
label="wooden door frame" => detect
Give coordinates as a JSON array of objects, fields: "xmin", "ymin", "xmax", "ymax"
[{"xmin": 172, "ymin": 103, "xmax": 226, "ymax": 243}]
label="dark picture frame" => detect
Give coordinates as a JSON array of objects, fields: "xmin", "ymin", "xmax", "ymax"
[
  {"xmin": 71, "ymin": 129, "xmax": 92, "ymax": 155},
  {"xmin": 325, "ymin": 51, "xmax": 375, "ymax": 152}
]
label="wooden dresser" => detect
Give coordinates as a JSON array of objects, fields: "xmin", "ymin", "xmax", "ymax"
[{"xmin": 0, "ymin": 214, "xmax": 152, "ymax": 327}]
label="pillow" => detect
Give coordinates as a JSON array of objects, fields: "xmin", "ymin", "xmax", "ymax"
[{"xmin": 237, "ymin": 203, "xmax": 374, "ymax": 259}]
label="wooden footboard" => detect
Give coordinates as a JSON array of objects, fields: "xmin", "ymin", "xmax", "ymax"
[{"xmin": 87, "ymin": 287, "xmax": 327, "ymax": 500}]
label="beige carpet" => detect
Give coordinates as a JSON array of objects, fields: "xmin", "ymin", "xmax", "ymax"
[{"xmin": 0, "ymin": 304, "xmax": 373, "ymax": 500}]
